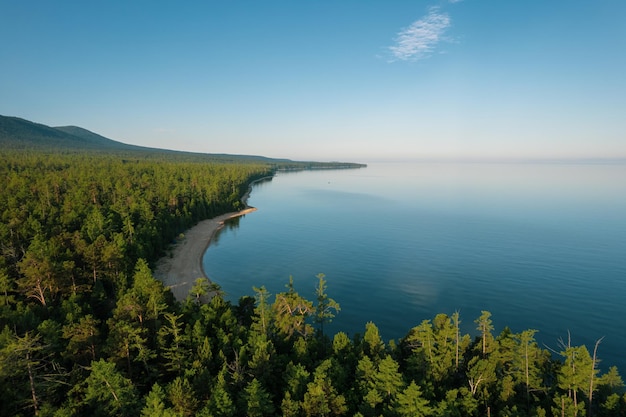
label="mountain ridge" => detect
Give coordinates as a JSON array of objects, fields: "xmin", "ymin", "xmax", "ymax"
[
  {"xmin": 0, "ymin": 114, "xmax": 367, "ymax": 169},
  {"xmin": 0, "ymin": 115, "xmax": 138, "ymax": 151},
  {"xmin": 0, "ymin": 114, "xmax": 289, "ymax": 161},
  {"xmin": 53, "ymin": 125, "xmax": 145, "ymax": 150}
]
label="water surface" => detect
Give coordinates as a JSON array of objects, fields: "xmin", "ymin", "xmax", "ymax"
[{"xmin": 203, "ymin": 162, "xmax": 626, "ymax": 370}]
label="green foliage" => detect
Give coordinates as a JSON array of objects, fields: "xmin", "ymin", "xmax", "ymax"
[
  {"xmin": 252, "ymin": 285, "xmax": 272, "ymax": 337},
  {"xmin": 189, "ymin": 277, "xmax": 210, "ymax": 303},
  {"xmin": 476, "ymin": 310, "xmax": 495, "ymax": 356},
  {"xmin": 363, "ymin": 321, "xmax": 385, "ymax": 360},
  {"xmin": 167, "ymin": 377, "xmax": 198, "ymax": 417},
  {"xmin": 158, "ymin": 313, "xmax": 189, "ymax": 376},
  {"xmin": 272, "ymin": 276, "xmax": 315, "ymax": 340},
  {"xmin": 62, "ymin": 314, "xmax": 99, "ymax": 363},
  {"xmin": 141, "ymin": 383, "xmax": 180, "ymax": 417},
  {"xmin": 242, "ymin": 378, "xmax": 275, "ymax": 417},
  {"xmin": 395, "ymin": 381, "xmax": 433, "ymax": 417},
  {"xmin": 314, "ymin": 273, "xmax": 340, "ymax": 338},
  {"xmin": 81, "ymin": 359, "xmax": 139, "ymax": 417},
  {"xmin": 302, "ymin": 359, "xmax": 348, "ymax": 416}
]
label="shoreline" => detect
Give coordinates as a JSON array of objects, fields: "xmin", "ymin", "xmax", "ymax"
[{"xmin": 153, "ymin": 176, "xmax": 272, "ymax": 300}]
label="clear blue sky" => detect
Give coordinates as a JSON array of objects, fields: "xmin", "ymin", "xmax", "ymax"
[{"xmin": 2, "ymin": 1, "xmax": 625, "ymax": 161}]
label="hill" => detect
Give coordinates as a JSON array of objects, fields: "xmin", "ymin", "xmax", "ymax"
[
  {"xmin": 53, "ymin": 125, "xmax": 145, "ymax": 150},
  {"xmin": 0, "ymin": 115, "xmax": 137, "ymax": 151},
  {"xmin": 0, "ymin": 114, "xmax": 366, "ymax": 169}
]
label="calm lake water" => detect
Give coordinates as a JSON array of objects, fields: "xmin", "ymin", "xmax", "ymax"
[{"xmin": 203, "ymin": 162, "xmax": 626, "ymax": 371}]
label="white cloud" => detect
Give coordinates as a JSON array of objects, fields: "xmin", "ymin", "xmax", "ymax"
[{"xmin": 388, "ymin": 7, "xmax": 451, "ymax": 62}]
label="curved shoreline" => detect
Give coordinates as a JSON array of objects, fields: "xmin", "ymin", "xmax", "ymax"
[{"xmin": 153, "ymin": 176, "xmax": 272, "ymax": 300}]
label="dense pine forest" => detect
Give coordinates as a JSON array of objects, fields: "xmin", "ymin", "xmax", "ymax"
[{"xmin": 1, "ymin": 144, "xmax": 625, "ymax": 416}]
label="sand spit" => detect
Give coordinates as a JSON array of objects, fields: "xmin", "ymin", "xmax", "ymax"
[
  {"xmin": 153, "ymin": 176, "xmax": 271, "ymax": 300},
  {"xmin": 153, "ymin": 208, "xmax": 256, "ymax": 300}
]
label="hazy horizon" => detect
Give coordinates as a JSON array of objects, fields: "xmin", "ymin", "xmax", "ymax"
[{"xmin": 2, "ymin": 1, "xmax": 625, "ymax": 161}]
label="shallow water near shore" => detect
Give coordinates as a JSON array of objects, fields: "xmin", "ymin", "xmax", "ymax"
[{"xmin": 203, "ymin": 161, "xmax": 626, "ymax": 371}]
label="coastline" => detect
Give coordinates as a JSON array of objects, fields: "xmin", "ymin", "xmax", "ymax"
[{"xmin": 153, "ymin": 176, "xmax": 271, "ymax": 300}]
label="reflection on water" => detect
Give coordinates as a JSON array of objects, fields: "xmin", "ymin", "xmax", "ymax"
[
  {"xmin": 204, "ymin": 161, "xmax": 626, "ymax": 371},
  {"xmin": 397, "ymin": 279, "xmax": 441, "ymax": 308},
  {"xmin": 210, "ymin": 215, "xmax": 243, "ymax": 246}
]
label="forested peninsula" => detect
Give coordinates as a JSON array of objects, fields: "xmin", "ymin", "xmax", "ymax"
[{"xmin": 1, "ymin": 115, "xmax": 624, "ymax": 416}]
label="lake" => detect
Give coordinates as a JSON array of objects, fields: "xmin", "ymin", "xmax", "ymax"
[{"xmin": 203, "ymin": 161, "xmax": 626, "ymax": 371}]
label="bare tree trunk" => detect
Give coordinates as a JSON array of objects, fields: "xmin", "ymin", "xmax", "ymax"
[
  {"xmin": 525, "ymin": 340, "xmax": 530, "ymax": 407},
  {"xmin": 26, "ymin": 351, "xmax": 39, "ymax": 416},
  {"xmin": 125, "ymin": 343, "xmax": 132, "ymax": 377},
  {"xmin": 483, "ymin": 331, "xmax": 487, "ymax": 356},
  {"xmin": 101, "ymin": 376, "xmax": 120, "ymax": 402},
  {"xmin": 34, "ymin": 281, "xmax": 47, "ymax": 306},
  {"xmin": 572, "ymin": 347, "xmax": 578, "ymax": 416},
  {"xmin": 588, "ymin": 337, "xmax": 604, "ymax": 417},
  {"xmin": 453, "ymin": 312, "xmax": 460, "ymax": 371},
  {"xmin": 90, "ymin": 326, "xmax": 97, "ymax": 361}
]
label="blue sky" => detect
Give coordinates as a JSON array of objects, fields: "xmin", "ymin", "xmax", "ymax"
[{"xmin": 2, "ymin": 1, "xmax": 625, "ymax": 161}]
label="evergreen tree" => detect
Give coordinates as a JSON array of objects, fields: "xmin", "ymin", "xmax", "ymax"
[
  {"xmin": 158, "ymin": 312, "xmax": 189, "ymax": 376},
  {"xmin": 394, "ymin": 381, "xmax": 433, "ymax": 417},
  {"xmin": 17, "ymin": 235, "xmax": 62, "ymax": 306},
  {"xmin": 190, "ymin": 277, "xmax": 210, "ymax": 303},
  {"xmin": 167, "ymin": 376, "xmax": 198, "ymax": 417},
  {"xmin": 557, "ymin": 344, "xmax": 593, "ymax": 415},
  {"xmin": 475, "ymin": 310, "xmax": 495, "ymax": 357},
  {"xmin": 251, "ymin": 285, "xmax": 272, "ymax": 338},
  {"xmin": 313, "ymin": 273, "xmax": 340, "ymax": 338},
  {"xmin": 80, "ymin": 359, "xmax": 138, "ymax": 417},
  {"xmin": 243, "ymin": 378, "xmax": 275, "ymax": 417},
  {"xmin": 209, "ymin": 369, "xmax": 237, "ymax": 417},
  {"xmin": 272, "ymin": 276, "xmax": 314, "ymax": 340},
  {"xmin": 141, "ymin": 383, "xmax": 180, "ymax": 417},
  {"xmin": 281, "ymin": 391, "xmax": 302, "ymax": 417},
  {"xmin": 62, "ymin": 314, "xmax": 100, "ymax": 363},
  {"xmin": 362, "ymin": 321, "xmax": 385, "ymax": 361},
  {"xmin": 283, "ymin": 361, "xmax": 311, "ymax": 402},
  {"xmin": 302, "ymin": 359, "xmax": 348, "ymax": 416}
]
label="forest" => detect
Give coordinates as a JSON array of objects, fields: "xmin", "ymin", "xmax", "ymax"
[{"xmin": 1, "ymin": 148, "xmax": 625, "ymax": 417}]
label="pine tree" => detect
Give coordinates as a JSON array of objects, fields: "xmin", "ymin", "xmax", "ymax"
[
  {"xmin": 272, "ymin": 276, "xmax": 314, "ymax": 340},
  {"xmin": 252, "ymin": 285, "xmax": 272, "ymax": 338},
  {"xmin": 167, "ymin": 377, "xmax": 198, "ymax": 417},
  {"xmin": 314, "ymin": 273, "xmax": 340, "ymax": 338},
  {"xmin": 362, "ymin": 321, "xmax": 385, "ymax": 361},
  {"xmin": 158, "ymin": 312, "xmax": 189, "ymax": 376},
  {"xmin": 82, "ymin": 359, "xmax": 139, "ymax": 417},
  {"xmin": 205, "ymin": 369, "xmax": 236, "ymax": 417},
  {"xmin": 302, "ymin": 359, "xmax": 348, "ymax": 416},
  {"xmin": 62, "ymin": 314, "xmax": 100, "ymax": 363},
  {"xmin": 475, "ymin": 310, "xmax": 494, "ymax": 357},
  {"xmin": 141, "ymin": 383, "xmax": 179, "ymax": 417},
  {"xmin": 394, "ymin": 381, "xmax": 433, "ymax": 417},
  {"xmin": 243, "ymin": 378, "xmax": 275, "ymax": 417}
]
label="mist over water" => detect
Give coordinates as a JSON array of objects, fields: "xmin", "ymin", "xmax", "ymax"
[{"xmin": 203, "ymin": 162, "xmax": 626, "ymax": 371}]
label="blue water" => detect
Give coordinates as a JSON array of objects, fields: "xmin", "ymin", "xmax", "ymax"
[{"xmin": 203, "ymin": 162, "xmax": 626, "ymax": 371}]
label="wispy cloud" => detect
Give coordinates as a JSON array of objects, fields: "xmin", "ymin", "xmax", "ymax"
[{"xmin": 388, "ymin": 7, "xmax": 451, "ymax": 62}]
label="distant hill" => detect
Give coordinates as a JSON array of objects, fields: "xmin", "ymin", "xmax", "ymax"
[
  {"xmin": 53, "ymin": 125, "xmax": 144, "ymax": 150},
  {"xmin": 0, "ymin": 114, "xmax": 366, "ymax": 169},
  {"xmin": 0, "ymin": 114, "xmax": 288, "ymax": 161},
  {"xmin": 0, "ymin": 115, "xmax": 143, "ymax": 151}
]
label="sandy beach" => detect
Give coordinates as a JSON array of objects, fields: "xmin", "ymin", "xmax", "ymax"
[
  {"xmin": 153, "ymin": 177, "xmax": 270, "ymax": 300},
  {"xmin": 153, "ymin": 208, "xmax": 256, "ymax": 300}
]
